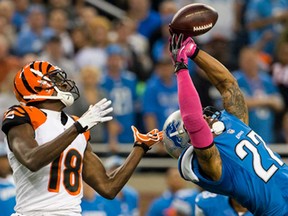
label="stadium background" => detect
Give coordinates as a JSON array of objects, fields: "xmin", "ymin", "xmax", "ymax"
[{"xmin": 0, "ymin": 0, "xmax": 288, "ymax": 215}]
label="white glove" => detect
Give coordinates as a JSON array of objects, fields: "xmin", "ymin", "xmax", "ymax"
[{"xmin": 74, "ymin": 98, "xmax": 113, "ymax": 133}]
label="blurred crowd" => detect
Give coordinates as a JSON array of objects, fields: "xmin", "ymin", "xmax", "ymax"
[
  {"xmin": 1, "ymin": 1, "xmax": 288, "ymax": 215},
  {"xmin": 0, "ymin": 0, "xmax": 288, "ymax": 155}
]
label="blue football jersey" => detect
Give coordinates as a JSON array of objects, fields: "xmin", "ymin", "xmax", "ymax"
[
  {"xmin": 146, "ymin": 188, "xmax": 199, "ymax": 216},
  {"xmin": 81, "ymin": 195, "xmax": 107, "ymax": 216},
  {"xmin": 195, "ymin": 191, "xmax": 253, "ymax": 216},
  {"xmin": 179, "ymin": 111, "xmax": 288, "ymax": 215},
  {"xmin": 101, "ymin": 71, "xmax": 138, "ymax": 143}
]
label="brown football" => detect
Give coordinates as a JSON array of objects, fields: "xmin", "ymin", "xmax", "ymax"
[{"xmin": 169, "ymin": 3, "xmax": 218, "ymax": 37}]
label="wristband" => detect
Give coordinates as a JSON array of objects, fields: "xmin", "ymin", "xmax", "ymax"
[
  {"xmin": 133, "ymin": 142, "xmax": 151, "ymax": 153},
  {"xmin": 174, "ymin": 62, "xmax": 188, "ymax": 73},
  {"xmin": 74, "ymin": 121, "xmax": 87, "ymax": 133},
  {"xmin": 189, "ymin": 47, "xmax": 199, "ymax": 59}
]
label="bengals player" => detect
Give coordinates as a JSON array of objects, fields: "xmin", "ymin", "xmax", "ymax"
[{"xmin": 1, "ymin": 61, "xmax": 163, "ymax": 216}]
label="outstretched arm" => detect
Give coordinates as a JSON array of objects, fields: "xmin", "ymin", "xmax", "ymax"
[
  {"xmin": 170, "ymin": 34, "xmax": 222, "ymax": 181},
  {"xmin": 83, "ymin": 143, "xmax": 144, "ymax": 199},
  {"xmin": 193, "ymin": 49, "xmax": 248, "ymax": 124},
  {"xmin": 83, "ymin": 126, "xmax": 163, "ymax": 199}
]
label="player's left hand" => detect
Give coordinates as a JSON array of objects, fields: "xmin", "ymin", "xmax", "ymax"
[
  {"xmin": 169, "ymin": 33, "xmax": 199, "ymax": 73},
  {"xmin": 131, "ymin": 126, "xmax": 163, "ymax": 153}
]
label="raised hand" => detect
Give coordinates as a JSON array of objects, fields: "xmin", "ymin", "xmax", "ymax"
[
  {"xmin": 74, "ymin": 98, "xmax": 113, "ymax": 133},
  {"xmin": 131, "ymin": 126, "xmax": 163, "ymax": 153},
  {"xmin": 169, "ymin": 33, "xmax": 199, "ymax": 73}
]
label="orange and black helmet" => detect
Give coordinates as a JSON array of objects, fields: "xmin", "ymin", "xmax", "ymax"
[{"xmin": 14, "ymin": 61, "xmax": 79, "ymax": 106}]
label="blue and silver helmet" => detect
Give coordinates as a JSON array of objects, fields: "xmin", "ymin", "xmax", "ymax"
[{"xmin": 162, "ymin": 110, "xmax": 190, "ymax": 159}]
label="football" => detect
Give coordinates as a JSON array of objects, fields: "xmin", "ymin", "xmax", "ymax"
[{"xmin": 169, "ymin": 3, "xmax": 218, "ymax": 37}]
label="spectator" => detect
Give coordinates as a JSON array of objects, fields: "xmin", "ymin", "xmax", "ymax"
[
  {"xmin": 112, "ymin": 17, "xmax": 153, "ymax": 82},
  {"xmin": 81, "ymin": 155, "xmax": 139, "ymax": 216},
  {"xmin": 76, "ymin": 5, "xmax": 98, "ymax": 27},
  {"xmin": 191, "ymin": 39, "xmax": 227, "ymax": 109},
  {"xmin": 233, "ymin": 47, "xmax": 284, "ymax": 143},
  {"xmin": 11, "ymin": 0, "xmax": 30, "ymax": 32},
  {"xmin": 147, "ymin": 167, "xmax": 200, "ymax": 216},
  {"xmin": 244, "ymin": 0, "xmax": 288, "ymax": 56},
  {"xmin": 74, "ymin": 15, "xmax": 111, "ymax": 71},
  {"xmin": 101, "ymin": 44, "xmax": 138, "ymax": 152},
  {"xmin": 0, "ymin": 34, "xmax": 20, "ymax": 86},
  {"xmin": 195, "ymin": 191, "xmax": 253, "ymax": 216},
  {"xmin": 192, "ymin": 67, "xmax": 222, "ymax": 110},
  {"xmin": 151, "ymin": 0, "xmax": 178, "ymax": 63},
  {"xmin": 0, "ymin": 144, "xmax": 16, "ymax": 216},
  {"xmin": 158, "ymin": 0, "xmax": 178, "ymax": 17},
  {"xmin": 70, "ymin": 66, "xmax": 109, "ymax": 143},
  {"xmin": 142, "ymin": 57, "xmax": 178, "ymax": 131},
  {"xmin": 270, "ymin": 31, "xmax": 288, "ymax": 142},
  {"xmin": 70, "ymin": 25, "xmax": 88, "ymax": 54},
  {"xmin": 271, "ymin": 32, "xmax": 288, "ymax": 109},
  {"xmin": 126, "ymin": 0, "xmax": 162, "ymax": 40},
  {"xmin": 13, "ymin": 4, "xmax": 55, "ymax": 56},
  {"xmin": 0, "ymin": 0, "xmax": 17, "ymax": 47},
  {"xmin": 231, "ymin": 0, "xmax": 249, "ymax": 61},
  {"xmin": 104, "ymin": 155, "xmax": 139, "ymax": 216},
  {"xmin": 151, "ymin": 14, "xmax": 173, "ymax": 64},
  {"xmin": 46, "ymin": 0, "xmax": 77, "ymax": 22},
  {"xmin": 81, "ymin": 181, "xmax": 107, "ymax": 216},
  {"xmin": 48, "ymin": 8, "xmax": 74, "ymax": 58},
  {"xmin": 39, "ymin": 35, "xmax": 77, "ymax": 79},
  {"xmin": 0, "ymin": 71, "xmax": 18, "ymax": 147}
]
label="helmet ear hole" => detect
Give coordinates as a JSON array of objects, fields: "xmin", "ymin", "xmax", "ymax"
[{"xmin": 34, "ymin": 87, "xmax": 43, "ymax": 92}]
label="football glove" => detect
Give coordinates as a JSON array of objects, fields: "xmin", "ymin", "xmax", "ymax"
[
  {"xmin": 74, "ymin": 98, "xmax": 113, "ymax": 133},
  {"xmin": 131, "ymin": 126, "xmax": 163, "ymax": 153},
  {"xmin": 169, "ymin": 33, "xmax": 199, "ymax": 73}
]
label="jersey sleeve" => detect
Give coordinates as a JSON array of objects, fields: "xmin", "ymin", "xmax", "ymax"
[
  {"xmin": 178, "ymin": 146, "xmax": 199, "ymax": 182},
  {"xmin": 2, "ymin": 105, "xmax": 31, "ymax": 135}
]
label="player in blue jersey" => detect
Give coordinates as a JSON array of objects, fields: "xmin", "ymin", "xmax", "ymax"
[
  {"xmin": 195, "ymin": 191, "xmax": 252, "ymax": 216},
  {"xmin": 147, "ymin": 167, "xmax": 200, "ymax": 216},
  {"xmin": 162, "ymin": 33, "xmax": 288, "ymax": 215}
]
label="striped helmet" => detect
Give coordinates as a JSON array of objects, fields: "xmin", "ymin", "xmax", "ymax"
[{"xmin": 14, "ymin": 61, "xmax": 79, "ymax": 107}]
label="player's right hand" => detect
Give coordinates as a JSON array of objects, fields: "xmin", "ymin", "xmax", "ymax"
[{"xmin": 75, "ymin": 98, "xmax": 113, "ymax": 133}]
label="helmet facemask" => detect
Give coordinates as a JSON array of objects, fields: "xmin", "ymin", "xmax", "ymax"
[
  {"xmin": 203, "ymin": 106, "xmax": 221, "ymax": 121},
  {"xmin": 203, "ymin": 106, "xmax": 225, "ymax": 135},
  {"xmin": 23, "ymin": 69, "xmax": 80, "ymax": 107}
]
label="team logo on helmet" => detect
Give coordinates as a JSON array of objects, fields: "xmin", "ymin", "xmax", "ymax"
[
  {"xmin": 165, "ymin": 120, "xmax": 183, "ymax": 147},
  {"xmin": 163, "ymin": 110, "xmax": 190, "ymax": 159}
]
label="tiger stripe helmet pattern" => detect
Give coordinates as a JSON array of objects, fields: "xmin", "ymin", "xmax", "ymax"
[{"xmin": 14, "ymin": 61, "xmax": 79, "ymax": 106}]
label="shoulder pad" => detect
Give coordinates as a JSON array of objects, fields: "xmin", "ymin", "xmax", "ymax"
[{"xmin": 2, "ymin": 105, "xmax": 46, "ymax": 134}]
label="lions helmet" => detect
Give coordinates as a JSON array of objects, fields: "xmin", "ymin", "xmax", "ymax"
[
  {"xmin": 14, "ymin": 61, "xmax": 79, "ymax": 107},
  {"xmin": 162, "ymin": 110, "xmax": 191, "ymax": 159}
]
